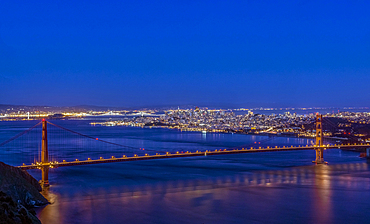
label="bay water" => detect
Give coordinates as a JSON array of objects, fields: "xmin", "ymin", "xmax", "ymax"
[{"xmin": 1, "ymin": 120, "xmax": 369, "ymax": 224}]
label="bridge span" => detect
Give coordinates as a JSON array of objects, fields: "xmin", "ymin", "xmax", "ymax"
[{"xmin": 18, "ymin": 143, "xmax": 370, "ymax": 170}]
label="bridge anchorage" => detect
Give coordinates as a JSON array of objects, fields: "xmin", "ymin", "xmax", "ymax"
[{"xmin": 2, "ymin": 114, "xmax": 368, "ymax": 188}]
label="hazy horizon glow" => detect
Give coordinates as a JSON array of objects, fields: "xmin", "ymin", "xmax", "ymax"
[{"xmin": 1, "ymin": 1, "xmax": 370, "ymax": 108}]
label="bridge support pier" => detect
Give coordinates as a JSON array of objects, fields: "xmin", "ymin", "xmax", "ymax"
[
  {"xmin": 40, "ymin": 167, "xmax": 49, "ymax": 188},
  {"xmin": 40, "ymin": 119, "xmax": 50, "ymax": 188},
  {"xmin": 314, "ymin": 148, "xmax": 325, "ymax": 164}
]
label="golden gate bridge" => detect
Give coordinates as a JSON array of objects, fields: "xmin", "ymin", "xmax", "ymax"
[{"xmin": 0, "ymin": 114, "xmax": 369, "ymax": 188}]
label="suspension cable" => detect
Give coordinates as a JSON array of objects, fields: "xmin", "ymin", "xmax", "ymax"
[
  {"xmin": 47, "ymin": 121, "xmax": 166, "ymax": 153},
  {"xmin": 0, "ymin": 121, "xmax": 42, "ymax": 147}
]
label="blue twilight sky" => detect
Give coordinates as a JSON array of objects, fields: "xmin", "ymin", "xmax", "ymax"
[{"xmin": 0, "ymin": 1, "xmax": 370, "ymax": 108}]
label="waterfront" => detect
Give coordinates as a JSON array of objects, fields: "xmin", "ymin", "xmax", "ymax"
[
  {"xmin": 1, "ymin": 120, "xmax": 370, "ymax": 223},
  {"xmin": 89, "ymin": 109, "xmax": 370, "ymax": 143}
]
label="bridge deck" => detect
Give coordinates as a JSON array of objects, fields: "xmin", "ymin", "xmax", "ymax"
[{"xmin": 18, "ymin": 143, "xmax": 370, "ymax": 170}]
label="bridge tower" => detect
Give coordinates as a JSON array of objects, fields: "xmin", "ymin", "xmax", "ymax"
[
  {"xmin": 40, "ymin": 119, "xmax": 49, "ymax": 187},
  {"xmin": 314, "ymin": 114, "xmax": 325, "ymax": 164}
]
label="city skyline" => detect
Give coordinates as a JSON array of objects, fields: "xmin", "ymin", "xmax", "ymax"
[{"xmin": 1, "ymin": 1, "xmax": 370, "ymax": 107}]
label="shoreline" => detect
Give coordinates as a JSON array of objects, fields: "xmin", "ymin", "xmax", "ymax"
[{"xmin": 90, "ymin": 122, "xmax": 345, "ymax": 145}]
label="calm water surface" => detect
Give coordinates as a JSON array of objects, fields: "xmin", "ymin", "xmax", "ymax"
[{"xmin": 1, "ymin": 120, "xmax": 370, "ymax": 224}]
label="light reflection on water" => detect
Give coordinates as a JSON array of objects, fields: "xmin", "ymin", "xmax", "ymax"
[{"xmin": 35, "ymin": 162, "xmax": 370, "ymax": 224}]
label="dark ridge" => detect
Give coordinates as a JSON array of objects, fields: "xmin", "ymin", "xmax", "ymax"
[{"xmin": 0, "ymin": 161, "xmax": 49, "ymax": 223}]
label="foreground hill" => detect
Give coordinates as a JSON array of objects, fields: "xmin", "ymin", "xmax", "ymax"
[{"xmin": 0, "ymin": 162, "xmax": 48, "ymax": 223}]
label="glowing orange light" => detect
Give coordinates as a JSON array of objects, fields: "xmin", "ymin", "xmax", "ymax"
[
  {"xmin": 96, "ymin": 138, "xmax": 99, "ymax": 140},
  {"xmin": 42, "ymin": 119, "xmax": 45, "ymax": 121}
]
